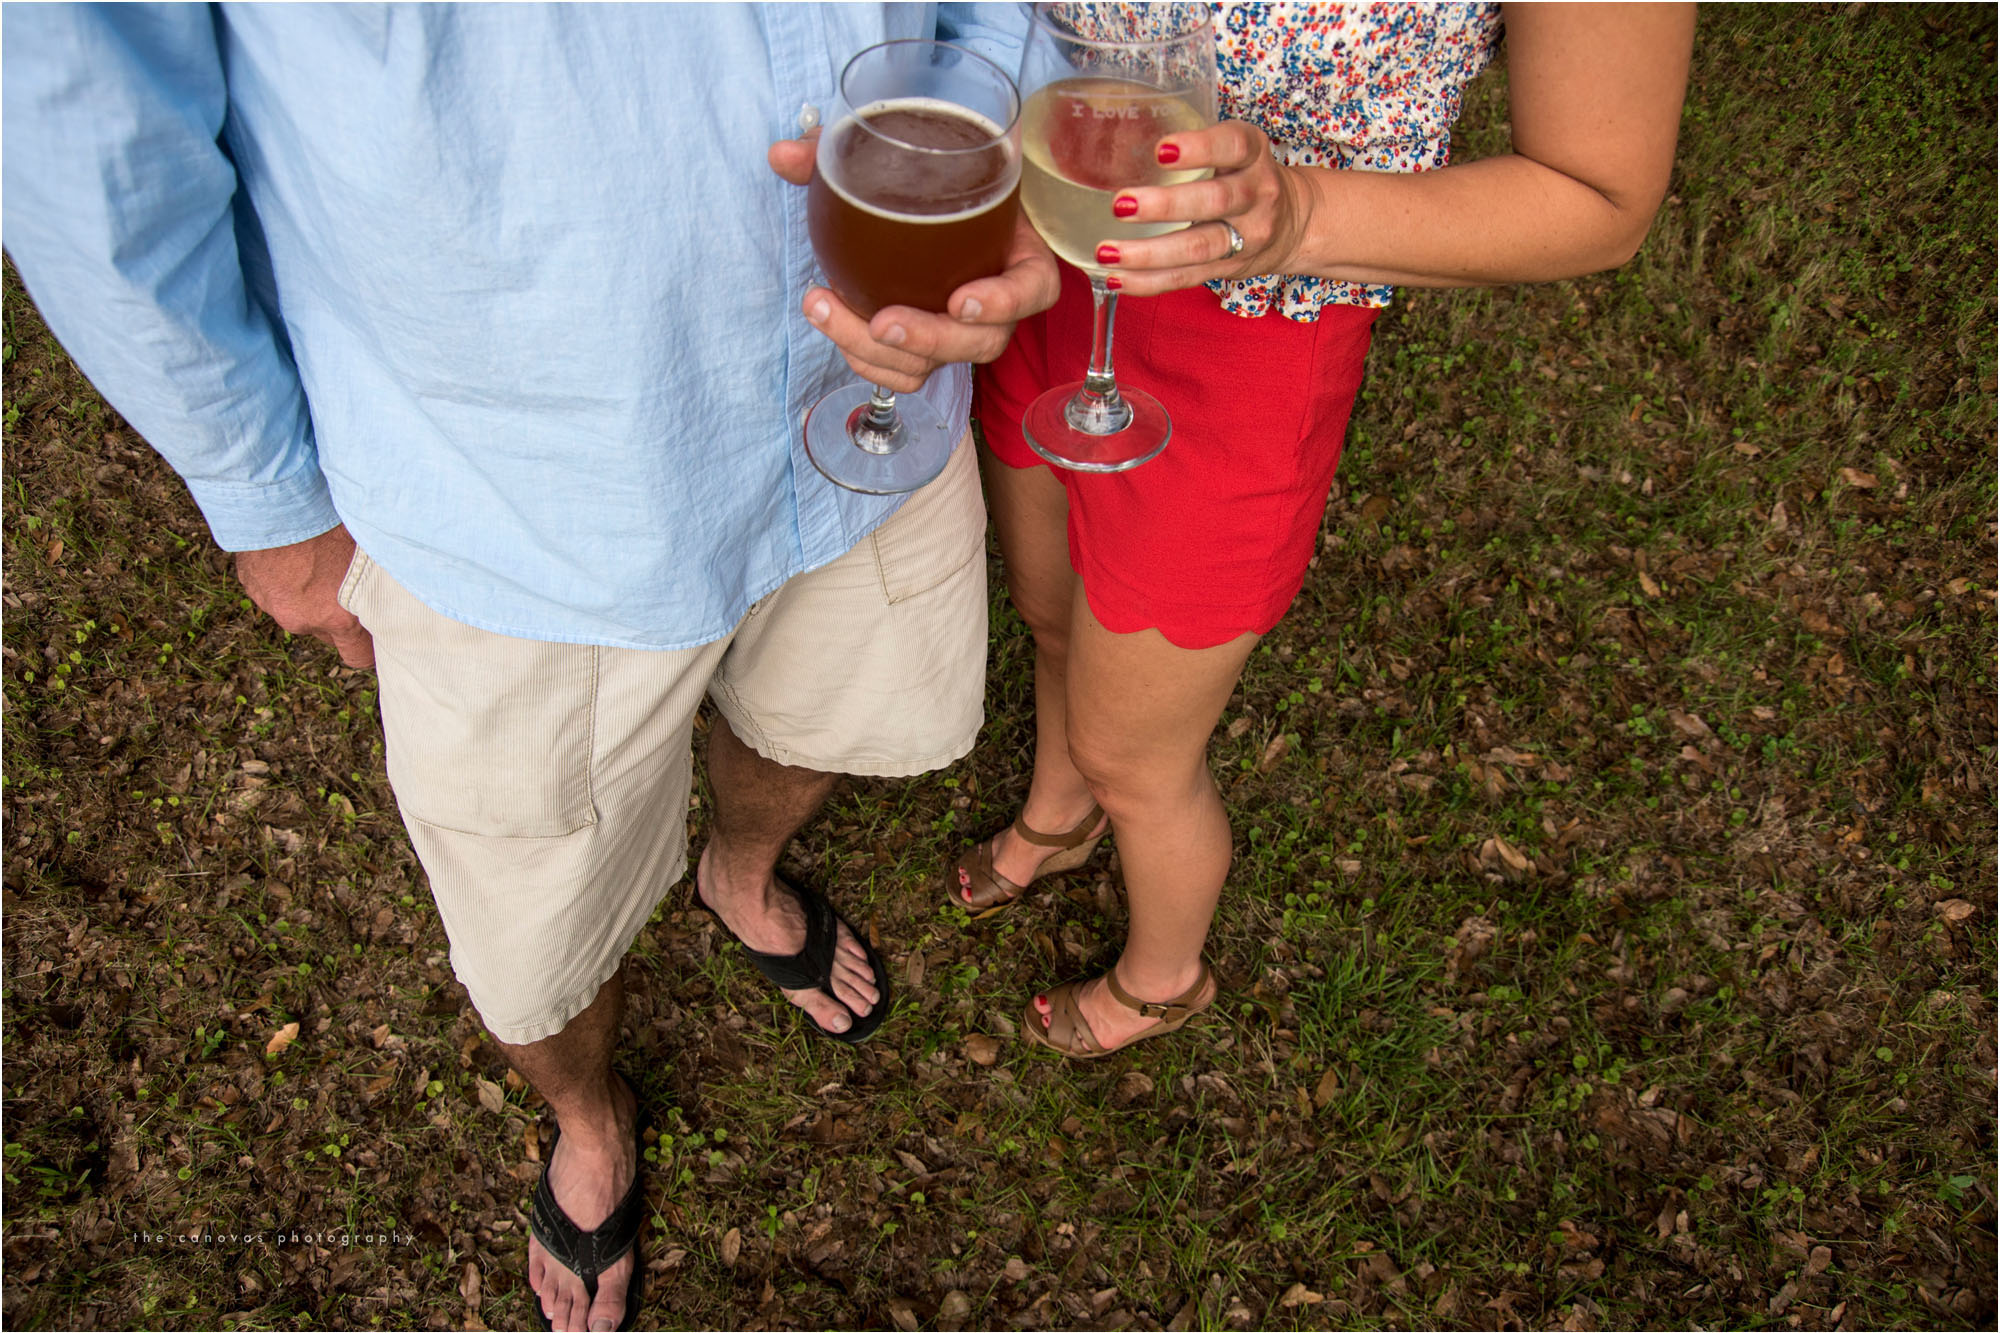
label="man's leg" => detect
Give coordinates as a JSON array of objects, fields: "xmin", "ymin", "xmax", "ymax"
[
  {"xmin": 694, "ymin": 718, "xmax": 881, "ymax": 1035},
  {"xmin": 337, "ymin": 551, "xmax": 729, "ymax": 1332},
  {"xmin": 696, "ymin": 436, "xmax": 988, "ymax": 1034},
  {"xmin": 509, "ymin": 970, "xmax": 639, "ymax": 1332}
]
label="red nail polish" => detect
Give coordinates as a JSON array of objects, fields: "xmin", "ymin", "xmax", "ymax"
[
  {"xmin": 1157, "ymin": 142, "xmax": 1180, "ymax": 165},
  {"xmin": 1112, "ymin": 196, "xmax": 1139, "ymax": 218},
  {"xmin": 1096, "ymin": 243, "xmax": 1120, "ymax": 265},
  {"xmin": 1104, "ymin": 274, "xmax": 1123, "ymax": 290}
]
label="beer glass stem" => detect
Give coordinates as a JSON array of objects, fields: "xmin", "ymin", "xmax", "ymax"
[
  {"xmin": 855, "ymin": 385, "xmax": 903, "ymax": 454},
  {"xmin": 1064, "ymin": 276, "xmax": 1134, "ymax": 436}
]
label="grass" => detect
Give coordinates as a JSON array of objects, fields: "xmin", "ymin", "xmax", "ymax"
[{"xmin": 4, "ymin": 5, "xmax": 1995, "ymax": 1330}]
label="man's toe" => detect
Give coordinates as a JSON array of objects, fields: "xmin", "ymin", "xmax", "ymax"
[
  {"xmin": 830, "ymin": 954, "xmax": 879, "ymax": 1015},
  {"xmin": 787, "ymin": 984, "xmax": 854, "ymax": 1032},
  {"xmin": 586, "ymin": 1255, "xmax": 632, "ymax": 1330}
]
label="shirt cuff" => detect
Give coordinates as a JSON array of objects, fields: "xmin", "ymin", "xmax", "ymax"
[{"xmin": 182, "ymin": 466, "xmax": 343, "ymax": 552}]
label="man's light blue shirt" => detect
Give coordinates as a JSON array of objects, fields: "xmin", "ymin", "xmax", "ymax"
[{"xmin": 3, "ymin": 2, "xmax": 1022, "ymax": 649}]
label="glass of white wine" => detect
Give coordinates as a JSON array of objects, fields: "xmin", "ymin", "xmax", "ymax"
[{"xmin": 1016, "ymin": 3, "xmax": 1217, "ymax": 472}]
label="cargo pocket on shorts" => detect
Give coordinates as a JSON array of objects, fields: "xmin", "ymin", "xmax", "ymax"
[
  {"xmin": 868, "ymin": 442, "xmax": 986, "ymax": 604},
  {"xmin": 352, "ymin": 552, "xmax": 599, "ymax": 838}
]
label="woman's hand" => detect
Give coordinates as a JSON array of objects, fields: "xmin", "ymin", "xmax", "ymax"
[
  {"xmin": 767, "ymin": 134, "xmax": 1059, "ymax": 393},
  {"xmin": 1096, "ymin": 120, "xmax": 1316, "ymax": 298}
]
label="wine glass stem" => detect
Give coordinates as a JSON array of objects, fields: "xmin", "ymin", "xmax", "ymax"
[
  {"xmin": 1066, "ymin": 276, "xmax": 1134, "ymax": 435},
  {"xmin": 856, "ymin": 386, "xmax": 901, "ymax": 454}
]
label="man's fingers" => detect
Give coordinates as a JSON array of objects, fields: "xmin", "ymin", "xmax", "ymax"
[
  {"xmin": 329, "ymin": 622, "xmax": 376, "ymax": 670},
  {"xmin": 866, "ymin": 307, "xmax": 1009, "ymax": 367},
  {"xmin": 766, "ymin": 132, "xmax": 819, "ymax": 186},
  {"xmin": 804, "ymin": 288, "xmax": 938, "ymax": 393}
]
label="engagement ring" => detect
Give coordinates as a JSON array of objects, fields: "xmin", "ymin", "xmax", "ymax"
[{"xmin": 1220, "ymin": 220, "xmax": 1245, "ymax": 257}]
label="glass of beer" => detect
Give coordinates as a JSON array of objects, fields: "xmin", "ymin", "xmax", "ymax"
[
  {"xmin": 1017, "ymin": 4, "xmax": 1216, "ymax": 472},
  {"xmin": 805, "ymin": 39, "xmax": 1023, "ymax": 494}
]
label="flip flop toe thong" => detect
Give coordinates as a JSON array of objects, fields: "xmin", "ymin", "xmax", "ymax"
[
  {"xmin": 697, "ymin": 874, "xmax": 893, "ymax": 1045},
  {"xmin": 528, "ymin": 1073, "xmax": 646, "ymax": 1331}
]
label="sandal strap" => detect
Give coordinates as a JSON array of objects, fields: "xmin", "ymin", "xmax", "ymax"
[
  {"xmin": 1010, "ymin": 801, "xmax": 1105, "ymax": 850},
  {"xmin": 1103, "ymin": 962, "xmax": 1213, "ymax": 1023},
  {"xmin": 528, "ymin": 1077, "xmax": 646, "ymax": 1295},
  {"xmin": 731, "ymin": 878, "xmax": 836, "ymax": 992},
  {"xmin": 959, "ymin": 839, "xmax": 1028, "ymax": 911},
  {"xmin": 1040, "ymin": 981, "xmax": 1108, "ymax": 1056}
]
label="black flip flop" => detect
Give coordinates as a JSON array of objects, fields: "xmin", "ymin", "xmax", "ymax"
[
  {"xmin": 528, "ymin": 1073, "xmax": 646, "ymax": 1332},
  {"xmin": 696, "ymin": 873, "xmax": 893, "ymax": 1045}
]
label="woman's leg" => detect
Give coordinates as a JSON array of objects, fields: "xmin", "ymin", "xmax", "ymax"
[
  {"xmin": 970, "ymin": 450, "xmax": 1109, "ymax": 892},
  {"xmin": 1032, "ymin": 587, "xmax": 1258, "ymax": 1047}
]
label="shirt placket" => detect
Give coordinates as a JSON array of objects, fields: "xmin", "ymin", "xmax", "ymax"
[{"xmin": 764, "ymin": 0, "xmax": 851, "ymax": 567}]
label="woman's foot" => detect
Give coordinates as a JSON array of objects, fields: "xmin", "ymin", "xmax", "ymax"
[
  {"xmin": 948, "ymin": 800, "xmax": 1108, "ymax": 917},
  {"xmin": 1025, "ymin": 959, "xmax": 1215, "ymax": 1058}
]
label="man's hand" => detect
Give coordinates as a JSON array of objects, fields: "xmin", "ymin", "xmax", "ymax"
[
  {"xmin": 235, "ymin": 525, "xmax": 374, "ymax": 668},
  {"xmin": 768, "ymin": 134, "xmax": 1059, "ymax": 393}
]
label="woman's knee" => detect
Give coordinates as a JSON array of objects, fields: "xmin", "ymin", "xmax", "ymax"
[{"xmin": 1066, "ymin": 722, "xmax": 1206, "ymax": 817}]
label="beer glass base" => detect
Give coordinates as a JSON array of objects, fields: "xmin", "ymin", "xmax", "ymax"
[
  {"xmin": 1022, "ymin": 382, "xmax": 1171, "ymax": 473},
  {"xmin": 805, "ymin": 383, "xmax": 955, "ymax": 495}
]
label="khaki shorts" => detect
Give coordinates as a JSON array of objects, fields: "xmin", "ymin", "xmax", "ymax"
[{"xmin": 338, "ymin": 438, "xmax": 987, "ymax": 1043}]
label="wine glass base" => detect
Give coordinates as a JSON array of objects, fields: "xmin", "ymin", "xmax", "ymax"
[
  {"xmin": 1022, "ymin": 382, "xmax": 1172, "ymax": 473},
  {"xmin": 804, "ymin": 384, "xmax": 955, "ymax": 495}
]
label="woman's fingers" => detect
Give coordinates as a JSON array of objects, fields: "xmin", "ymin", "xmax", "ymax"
[
  {"xmin": 1115, "ymin": 172, "xmax": 1247, "ymax": 226},
  {"xmin": 1154, "ymin": 120, "xmax": 1264, "ymax": 173},
  {"xmin": 1106, "ymin": 220, "xmax": 1246, "ymax": 283}
]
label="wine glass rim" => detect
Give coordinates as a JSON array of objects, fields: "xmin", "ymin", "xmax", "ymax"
[
  {"xmin": 1025, "ymin": 2, "xmax": 1216, "ymax": 50},
  {"xmin": 837, "ymin": 38, "xmax": 1022, "ymax": 153}
]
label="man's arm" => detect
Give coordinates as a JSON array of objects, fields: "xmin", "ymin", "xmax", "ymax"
[{"xmin": 3, "ymin": 4, "xmax": 368, "ymax": 664}]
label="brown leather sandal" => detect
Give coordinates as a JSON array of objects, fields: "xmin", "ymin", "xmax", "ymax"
[
  {"xmin": 945, "ymin": 802, "xmax": 1107, "ymax": 921},
  {"xmin": 1021, "ymin": 962, "xmax": 1216, "ymax": 1060}
]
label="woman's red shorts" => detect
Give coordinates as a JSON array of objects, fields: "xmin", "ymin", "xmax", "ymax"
[{"xmin": 976, "ymin": 264, "xmax": 1377, "ymax": 650}]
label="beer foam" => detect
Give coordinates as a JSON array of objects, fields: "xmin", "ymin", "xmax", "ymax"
[{"xmin": 820, "ymin": 97, "xmax": 1020, "ymax": 224}]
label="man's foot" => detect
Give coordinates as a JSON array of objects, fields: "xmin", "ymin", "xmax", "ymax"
[
  {"xmin": 527, "ymin": 1071, "xmax": 640, "ymax": 1332},
  {"xmin": 696, "ymin": 847, "xmax": 880, "ymax": 1036}
]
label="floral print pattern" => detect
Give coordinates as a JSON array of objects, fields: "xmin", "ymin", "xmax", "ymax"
[{"xmin": 1205, "ymin": 1, "xmax": 1503, "ymax": 320}]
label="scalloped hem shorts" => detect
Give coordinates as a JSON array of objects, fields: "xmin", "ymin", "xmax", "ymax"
[{"xmin": 336, "ymin": 436, "xmax": 986, "ymax": 1044}]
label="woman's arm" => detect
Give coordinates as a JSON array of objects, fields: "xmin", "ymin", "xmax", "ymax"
[{"xmin": 1105, "ymin": 3, "xmax": 1696, "ymax": 296}]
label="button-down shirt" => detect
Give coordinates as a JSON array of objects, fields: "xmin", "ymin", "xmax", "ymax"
[{"xmin": 3, "ymin": 2, "xmax": 1022, "ymax": 649}]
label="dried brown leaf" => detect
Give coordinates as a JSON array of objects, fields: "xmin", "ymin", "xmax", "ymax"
[
  {"xmin": 719, "ymin": 1226, "xmax": 742, "ymax": 1267},
  {"xmin": 1936, "ymin": 898, "xmax": 1975, "ymax": 924},
  {"xmin": 264, "ymin": 1022, "xmax": 299, "ymax": 1057},
  {"xmin": 963, "ymin": 1034, "xmax": 1001, "ymax": 1067},
  {"xmin": 459, "ymin": 1261, "xmax": 481, "ymax": 1306},
  {"xmin": 1279, "ymin": 1283, "xmax": 1325, "ymax": 1308},
  {"xmin": 1313, "ymin": 1068, "xmax": 1340, "ymax": 1110},
  {"xmin": 475, "ymin": 1077, "xmax": 507, "ymax": 1116}
]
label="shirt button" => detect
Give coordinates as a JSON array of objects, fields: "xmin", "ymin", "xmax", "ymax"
[{"xmin": 797, "ymin": 102, "xmax": 821, "ymax": 134}]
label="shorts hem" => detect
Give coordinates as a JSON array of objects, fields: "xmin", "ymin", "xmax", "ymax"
[
  {"xmin": 723, "ymin": 722, "xmax": 982, "ymax": 780},
  {"xmin": 1077, "ymin": 558, "xmax": 1299, "ymax": 650},
  {"xmin": 456, "ymin": 852, "xmax": 685, "ymax": 1046}
]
